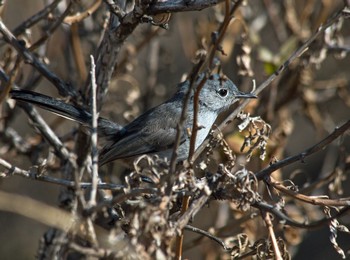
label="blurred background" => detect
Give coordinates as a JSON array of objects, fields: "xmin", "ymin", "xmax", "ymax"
[{"xmin": 0, "ymin": 0, "xmax": 350, "ymax": 259}]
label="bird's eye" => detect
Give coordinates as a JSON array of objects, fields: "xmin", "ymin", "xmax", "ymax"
[{"xmin": 217, "ymin": 88, "xmax": 228, "ymax": 97}]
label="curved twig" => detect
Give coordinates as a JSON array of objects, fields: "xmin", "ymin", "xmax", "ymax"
[{"xmin": 256, "ymin": 120, "xmax": 350, "ymax": 181}]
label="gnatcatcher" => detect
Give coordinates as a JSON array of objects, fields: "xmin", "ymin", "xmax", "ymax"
[{"xmin": 10, "ymin": 74, "xmax": 256, "ymax": 165}]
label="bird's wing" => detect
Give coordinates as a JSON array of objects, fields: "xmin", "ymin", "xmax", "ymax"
[{"xmin": 99, "ymin": 102, "xmax": 187, "ymax": 165}]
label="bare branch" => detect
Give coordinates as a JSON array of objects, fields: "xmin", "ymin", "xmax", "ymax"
[{"xmin": 256, "ymin": 120, "xmax": 350, "ymax": 181}]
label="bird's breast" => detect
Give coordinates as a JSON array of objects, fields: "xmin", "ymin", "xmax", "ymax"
[{"xmin": 194, "ymin": 111, "xmax": 217, "ymax": 149}]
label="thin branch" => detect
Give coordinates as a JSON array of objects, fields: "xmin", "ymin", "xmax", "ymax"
[
  {"xmin": 85, "ymin": 188, "xmax": 159, "ymax": 215},
  {"xmin": 89, "ymin": 55, "xmax": 99, "ymax": 206},
  {"xmin": 147, "ymin": 0, "xmax": 225, "ymax": 14},
  {"xmin": 91, "ymin": 3, "xmax": 146, "ymax": 106},
  {"xmin": 68, "ymin": 242, "xmax": 114, "ymax": 258},
  {"xmin": 184, "ymin": 224, "xmax": 233, "ymax": 251},
  {"xmin": 220, "ymin": 8, "xmax": 346, "ymax": 126},
  {"xmin": 175, "ymin": 191, "xmax": 211, "ymax": 230},
  {"xmin": 17, "ymin": 102, "xmax": 73, "ymax": 162},
  {"xmin": 11, "ymin": 0, "xmax": 61, "ymax": 37},
  {"xmin": 0, "ymin": 158, "xmax": 124, "ymax": 190},
  {"xmin": 269, "ymin": 180, "xmax": 350, "ymax": 207},
  {"xmin": 188, "ymin": 0, "xmax": 244, "ymax": 162},
  {"xmin": 192, "ymin": 7, "xmax": 347, "ymax": 162},
  {"xmin": 256, "ymin": 120, "xmax": 350, "ymax": 180},
  {"xmin": 174, "ymin": 0, "xmax": 242, "ymax": 257},
  {"xmin": 70, "ymin": 23, "xmax": 88, "ymax": 82},
  {"xmin": 64, "ymin": 0, "xmax": 102, "ymax": 24},
  {"xmin": 175, "ymin": 195, "xmax": 191, "ymax": 259},
  {"xmin": 1, "ymin": 127, "xmax": 32, "ymax": 153},
  {"xmin": 28, "ymin": 1, "xmax": 74, "ymax": 51},
  {"xmin": 261, "ymin": 211, "xmax": 283, "ymax": 260},
  {"xmin": 0, "ymin": 19, "xmax": 77, "ymax": 97},
  {"xmin": 253, "ymin": 201, "xmax": 350, "ymax": 229}
]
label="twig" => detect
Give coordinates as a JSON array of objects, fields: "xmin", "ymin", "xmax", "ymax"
[
  {"xmin": 175, "ymin": 195, "xmax": 191, "ymax": 259},
  {"xmin": 70, "ymin": 23, "xmax": 88, "ymax": 82},
  {"xmin": 169, "ymin": 60, "xmax": 207, "ymax": 258},
  {"xmin": 64, "ymin": 0, "xmax": 102, "ymax": 24},
  {"xmin": 28, "ymin": 1, "xmax": 74, "ymax": 51},
  {"xmin": 261, "ymin": 211, "xmax": 283, "ymax": 260},
  {"xmin": 89, "ymin": 55, "xmax": 99, "ymax": 206},
  {"xmin": 176, "ymin": 192, "xmax": 211, "ymax": 230},
  {"xmin": 192, "ymin": 7, "xmax": 347, "ymax": 162},
  {"xmin": 10, "ymin": 0, "xmax": 61, "ymax": 37},
  {"xmin": 68, "ymin": 242, "xmax": 114, "ymax": 258},
  {"xmin": 167, "ymin": 58, "xmax": 206, "ymax": 180},
  {"xmin": 17, "ymin": 102, "xmax": 73, "ymax": 162},
  {"xmin": 85, "ymin": 188, "xmax": 159, "ymax": 215},
  {"xmin": 188, "ymin": 75, "xmax": 208, "ymax": 161},
  {"xmin": 207, "ymin": 0, "xmax": 243, "ymax": 68},
  {"xmin": 188, "ymin": 0, "xmax": 243, "ymax": 162},
  {"xmin": 174, "ymin": 0, "xmax": 242, "ymax": 257},
  {"xmin": 184, "ymin": 224, "xmax": 232, "ymax": 251},
  {"xmin": 0, "ymin": 55, "xmax": 21, "ymax": 102},
  {"xmin": 253, "ymin": 201, "xmax": 350, "ymax": 229},
  {"xmin": 147, "ymin": 0, "xmax": 225, "ymax": 14},
  {"xmin": 269, "ymin": 179, "xmax": 350, "ymax": 207},
  {"xmin": 91, "ymin": 3, "xmax": 147, "ymax": 106},
  {"xmin": 255, "ymin": 120, "xmax": 350, "ymax": 180},
  {"xmin": 175, "ymin": 2, "xmax": 244, "ymax": 254},
  {"xmin": 220, "ymin": 8, "xmax": 346, "ymax": 126},
  {"xmin": 0, "ymin": 19, "xmax": 77, "ymax": 97},
  {"xmin": 1, "ymin": 127, "xmax": 32, "ymax": 153},
  {"xmin": 0, "ymin": 158, "xmax": 124, "ymax": 190}
]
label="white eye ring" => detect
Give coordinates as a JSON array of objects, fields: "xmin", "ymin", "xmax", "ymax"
[{"xmin": 217, "ymin": 88, "xmax": 228, "ymax": 97}]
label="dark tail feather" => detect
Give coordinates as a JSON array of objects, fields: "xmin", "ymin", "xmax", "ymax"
[{"xmin": 10, "ymin": 89, "xmax": 123, "ymax": 138}]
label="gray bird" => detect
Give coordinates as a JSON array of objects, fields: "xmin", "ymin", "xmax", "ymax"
[{"xmin": 10, "ymin": 74, "xmax": 256, "ymax": 165}]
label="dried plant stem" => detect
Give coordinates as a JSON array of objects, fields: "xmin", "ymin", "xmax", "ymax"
[
  {"xmin": 262, "ymin": 212, "xmax": 283, "ymax": 260},
  {"xmin": 89, "ymin": 55, "xmax": 99, "ymax": 206},
  {"xmin": 256, "ymin": 120, "xmax": 350, "ymax": 180},
  {"xmin": 0, "ymin": 19, "xmax": 77, "ymax": 97},
  {"xmin": 0, "ymin": 157, "xmax": 124, "ymax": 190},
  {"xmin": 270, "ymin": 179, "xmax": 350, "ymax": 207},
  {"xmin": 178, "ymin": 1, "xmax": 243, "ymax": 254},
  {"xmin": 192, "ymin": 6, "xmax": 347, "ymax": 162},
  {"xmin": 10, "ymin": 0, "xmax": 61, "ymax": 37},
  {"xmin": 175, "ymin": 195, "xmax": 191, "ymax": 259},
  {"xmin": 64, "ymin": 0, "xmax": 102, "ymax": 24}
]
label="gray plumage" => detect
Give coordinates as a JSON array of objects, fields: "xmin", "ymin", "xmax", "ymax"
[{"xmin": 10, "ymin": 74, "xmax": 256, "ymax": 165}]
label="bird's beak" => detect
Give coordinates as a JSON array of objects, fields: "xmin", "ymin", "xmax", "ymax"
[{"xmin": 235, "ymin": 91, "xmax": 257, "ymax": 99}]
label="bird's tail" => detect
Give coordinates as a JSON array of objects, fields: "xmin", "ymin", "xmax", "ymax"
[{"xmin": 10, "ymin": 89, "xmax": 122, "ymax": 138}]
